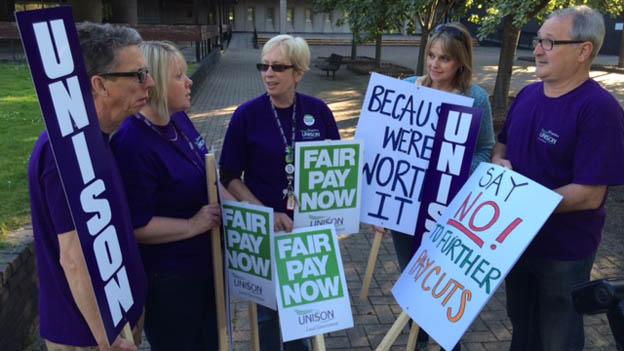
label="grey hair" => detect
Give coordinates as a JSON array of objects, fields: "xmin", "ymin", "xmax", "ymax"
[
  {"xmin": 261, "ymin": 34, "xmax": 310, "ymax": 73},
  {"xmin": 77, "ymin": 22, "xmax": 142, "ymax": 77},
  {"xmin": 548, "ymin": 5, "xmax": 605, "ymax": 61}
]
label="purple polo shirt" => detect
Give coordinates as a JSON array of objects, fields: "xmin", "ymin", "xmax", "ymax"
[
  {"xmin": 499, "ymin": 80, "xmax": 624, "ymax": 260},
  {"xmin": 220, "ymin": 93, "xmax": 340, "ymax": 213},
  {"xmin": 111, "ymin": 112, "xmax": 212, "ymax": 278},
  {"xmin": 28, "ymin": 132, "xmax": 146, "ymax": 346}
]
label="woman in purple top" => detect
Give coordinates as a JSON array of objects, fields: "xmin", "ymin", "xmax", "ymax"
[
  {"xmin": 111, "ymin": 41, "xmax": 222, "ymax": 350},
  {"xmin": 220, "ymin": 35, "xmax": 340, "ymax": 351}
]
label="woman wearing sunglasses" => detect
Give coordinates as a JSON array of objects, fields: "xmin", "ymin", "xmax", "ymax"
[
  {"xmin": 220, "ymin": 34, "xmax": 340, "ymax": 351},
  {"xmin": 393, "ymin": 22, "xmax": 495, "ymax": 351},
  {"xmin": 111, "ymin": 41, "xmax": 224, "ymax": 350}
]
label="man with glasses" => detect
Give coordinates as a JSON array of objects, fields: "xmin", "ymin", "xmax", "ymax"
[
  {"xmin": 28, "ymin": 23, "xmax": 154, "ymax": 350},
  {"xmin": 492, "ymin": 6, "xmax": 624, "ymax": 351}
]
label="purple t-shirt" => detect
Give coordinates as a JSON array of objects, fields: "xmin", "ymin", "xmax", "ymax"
[
  {"xmin": 28, "ymin": 132, "xmax": 146, "ymax": 346},
  {"xmin": 220, "ymin": 93, "xmax": 340, "ymax": 213},
  {"xmin": 499, "ymin": 79, "xmax": 624, "ymax": 260},
  {"xmin": 111, "ymin": 112, "xmax": 212, "ymax": 278}
]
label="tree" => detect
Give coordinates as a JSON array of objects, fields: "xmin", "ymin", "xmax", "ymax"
[
  {"xmin": 585, "ymin": 0, "xmax": 624, "ymax": 67},
  {"xmin": 471, "ymin": 0, "xmax": 554, "ymax": 114},
  {"xmin": 313, "ymin": 0, "xmax": 360, "ymax": 60},
  {"xmin": 314, "ymin": 0, "xmax": 409, "ymax": 67},
  {"xmin": 407, "ymin": 0, "xmax": 465, "ymax": 75}
]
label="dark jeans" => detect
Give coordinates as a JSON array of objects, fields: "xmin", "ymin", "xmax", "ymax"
[
  {"xmin": 505, "ymin": 253, "xmax": 596, "ymax": 351},
  {"xmin": 257, "ymin": 304, "xmax": 310, "ymax": 351},
  {"xmin": 144, "ymin": 273, "xmax": 218, "ymax": 351},
  {"xmin": 391, "ymin": 231, "xmax": 461, "ymax": 351}
]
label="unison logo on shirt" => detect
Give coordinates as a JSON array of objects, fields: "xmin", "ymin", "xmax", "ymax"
[
  {"xmin": 301, "ymin": 129, "xmax": 321, "ymax": 139},
  {"xmin": 538, "ymin": 129, "xmax": 559, "ymax": 145}
]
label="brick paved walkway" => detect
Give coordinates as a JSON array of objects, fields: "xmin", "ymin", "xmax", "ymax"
[{"xmin": 187, "ymin": 36, "xmax": 623, "ymax": 351}]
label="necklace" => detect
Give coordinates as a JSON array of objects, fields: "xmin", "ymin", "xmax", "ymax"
[{"xmin": 134, "ymin": 113, "xmax": 204, "ymax": 174}]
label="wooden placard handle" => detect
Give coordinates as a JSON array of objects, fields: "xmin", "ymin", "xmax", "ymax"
[
  {"xmin": 206, "ymin": 153, "xmax": 229, "ymax": 351},
  {"xmin": 313, "ymin": 334, "xmax": 326, "ymax": 351},
  {"xmin": 359, "ymin": 227, "xmax": 384, "ymax": 300},
  {"xmin": 375, "ymin": 311, "xmax": 410, "ymax": 351},
  {"xmin": 249, "ymin": 302, "xmax": 260, "ymax": 351}
]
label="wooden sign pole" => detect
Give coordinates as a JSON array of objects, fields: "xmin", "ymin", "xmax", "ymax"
[
  {"xmin": 206, "ymin": 154, "xmax": 229, "ymax": 351},
  {"xmin": 375, "ymin": 311, "xmax": 410, "ymax": 351},
  {"xmin": 249, "ymin": 302, "xmax": 260, "ymax": 351},
  {"xmin": 359, "ymin": 227, "xmax": 384, "ymax": 300},
  {"xmin": 313, "ymin": 334, "xmax": 326, "ymax": 351},
  {"xmin": 406, "ymin": 322, "xmax": 420, "ymax": 350},
  {"xmin": 120, "ymin": 322, "xmax": 134, "ymax": 344}
]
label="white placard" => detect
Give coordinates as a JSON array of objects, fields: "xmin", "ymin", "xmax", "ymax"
[
  {"xmin": 274, "ymin": 225, "xmax": 353, "ymax": 341},
  {"xmin": 223, "ymin": 201, "xmax": 276, "ymax": 309},
  {"xmin": 294, "ymin": 139, "xmax": 364, "ymax": 235},
  {"xmin": 392, "ymin": 163, "xmax": 562, "ymax": 350},
  {"xmin": 355, "ymin": 73, "xmax": 473, "ymax": 234}
]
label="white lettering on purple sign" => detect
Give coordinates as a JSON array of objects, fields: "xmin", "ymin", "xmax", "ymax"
[{"xmin": 33, "ymin": 19, "xmax": 133, "ymax": 326}]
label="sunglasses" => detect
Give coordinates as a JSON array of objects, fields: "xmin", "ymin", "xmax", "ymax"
[
  {"xmin": 431, "ymin": 24, "xmax": 466, "ymax": 42},
  {"xmin": 256, "ymin": 63, "xmax": 294, "ymax": 72},
  {"xmin": 100, "ymin": 67, "xmax": 150, "ymax": 84}
]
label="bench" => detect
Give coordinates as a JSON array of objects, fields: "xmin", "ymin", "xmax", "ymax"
[{"xmin": 315, "ymin": 53, "xmax": 343, "ymax": 80}]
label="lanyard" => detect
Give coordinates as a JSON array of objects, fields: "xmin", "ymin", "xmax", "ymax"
[
  {"xmin": 269, "ymin": 94, "xmax": 298, "ymax": 210},
  {"xmin": 135, "ymin": 114, "xmax": 205, "ymax": 175}
]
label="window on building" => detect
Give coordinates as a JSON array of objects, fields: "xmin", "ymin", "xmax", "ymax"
[
  {"xmin": 305, "ymin": 8, "xmax": 312, "ymax": 24},
  {"xmin": 287, "ymin": 8, "xmax": 294, "ymax": 24},
  {"xmin": 247, "ymin": 7, "xmax": 255, "ymax": 23},
  {"xmin": 266, "ymin": 7, "xmax": 274, "ymax": 22},
  {"xmin": 228, "ymin": 8, "xmax": 235, "ymax": 22}
]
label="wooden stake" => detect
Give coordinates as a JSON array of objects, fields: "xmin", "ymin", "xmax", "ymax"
[
  {"xmin": 406, "ymin": 321, "xmax": 420, "ymax": 351},
  {"xmin": 249, "ymin": 302, "xmax": 260, "ymax": 351},
  {"xmin": 120, "ymin": 322, "xmax": 134, "ymax": 344},
  {"xmin": 359, "ymin": 228, "xmax": 384, "ymax": 301},
  {"xmin": 313, "ymin": 334, "xmax": 326, "ymax": 351},
  {"xmin": 375, "ymin": 311, "xmax": 410, "ymax": 351},
  {"xmin": 206, "ymin": 154, "xmax": 229, "ymax": 351}
]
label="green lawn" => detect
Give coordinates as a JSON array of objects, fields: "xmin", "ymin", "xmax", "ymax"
[{"xmin": 0, "ymin": 63, "xmax": 44, "ymax": 237}]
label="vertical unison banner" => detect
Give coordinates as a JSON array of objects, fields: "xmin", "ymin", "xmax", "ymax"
[
  {"xmin": 413, "ymin": 103, "xmax": 482, "ymax": 249},
  {"xmin": 355, "ymin": 73, "xmax": 473, "ymax": 234},
  {"xmin": 17, "ymin": 7, "xmax": 141, "ymax": 344}
]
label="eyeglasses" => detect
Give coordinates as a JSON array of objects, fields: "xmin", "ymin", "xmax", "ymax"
[
  {"xmin": 431, "ymin": 24, "xmax": 466, "ymax": 42},
  {"xmin": 256, "ymin": 63, "xmax": 294, "ymax": 72},
  {"xmin": 532, "ymin": 37, "xmax": 586, "ymax": 51},
  {"xmin": 100, "ymin": 68, "xmax": 150, "ymax": 84}
]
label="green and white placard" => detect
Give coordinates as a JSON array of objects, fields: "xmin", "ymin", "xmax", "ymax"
[
  {"xmin": 223, "ymin": 201, "xmax": 276, "ymax": 309},
  {"xmin": 274, "ymin": 225, "xmax": 353, "ymax": 341},
  {"xmin": 294, "ymin": 140, "xmax": 363, "ymax": 235}
]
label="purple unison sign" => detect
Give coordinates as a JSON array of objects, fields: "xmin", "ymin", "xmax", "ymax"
[
  {"xmin": 413, "ymin": 103, "xmax": 482, "ymax": 250},
  {"xmin": 16, "ymin": 7, "xmax": 143, "ymax": 344}
]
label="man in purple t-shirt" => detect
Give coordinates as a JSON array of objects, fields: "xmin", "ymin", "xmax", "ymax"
[
  {"xmin": 492, "ymin": 6, "xmax": 624, "ymax": 351},
  {"xmin": 28, "ymin": 23, "xmax": 154, "ymax": 350}
]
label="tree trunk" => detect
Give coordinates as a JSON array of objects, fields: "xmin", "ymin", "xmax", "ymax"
[
  {"xmin": 619, "ymin": 14, "xmax": 624, "ymax": 68},
  {"xmin": 110, "ymin": 0, "xmax": 137, "ymax": 25},
  {"xmin": 375, "ymin": 33, "xmax": 382, "ymax": 68},
  {"xmin": 71, "ymin": 0, "xmax": 103, "ymax": 22},
  {"xmin": 416, "ymin": 27, "xmax": 430, "ymax": 76},
  {"xmin": 492, "ymin": 15, "xmax": 521, "ymax": 114},
  {"xmin": 351, "ymin": 32, "xmax": 357, "ymax": 60}
]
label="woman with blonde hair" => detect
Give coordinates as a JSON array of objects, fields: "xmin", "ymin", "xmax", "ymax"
[
  {"xmin": 220, "ymin": 34, "xmax": 340, "ymax": 351},
  {"xmin": 394, "ymin": 22, "xmax": 495, "ymax": 351},
  {"xmin": 111, "ymin": 41, "xmax": 221, "ymax": 350}
]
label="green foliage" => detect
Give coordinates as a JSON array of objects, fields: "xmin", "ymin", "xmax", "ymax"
[{"xmin": 0, "ymin": 63, "xmax": 44, "ymax": 237}]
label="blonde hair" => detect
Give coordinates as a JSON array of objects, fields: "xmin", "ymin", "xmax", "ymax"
[
  {"xmin": 422, "ymin": 22, "xmax": 473, "ymax": 93},
  {"xmin": 262, "ymin": 34, "xmax": 310, "ymax": 73},
  {"xmin": 139, "ymin": 41, "xmax": 187, "ymax": 118}
]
